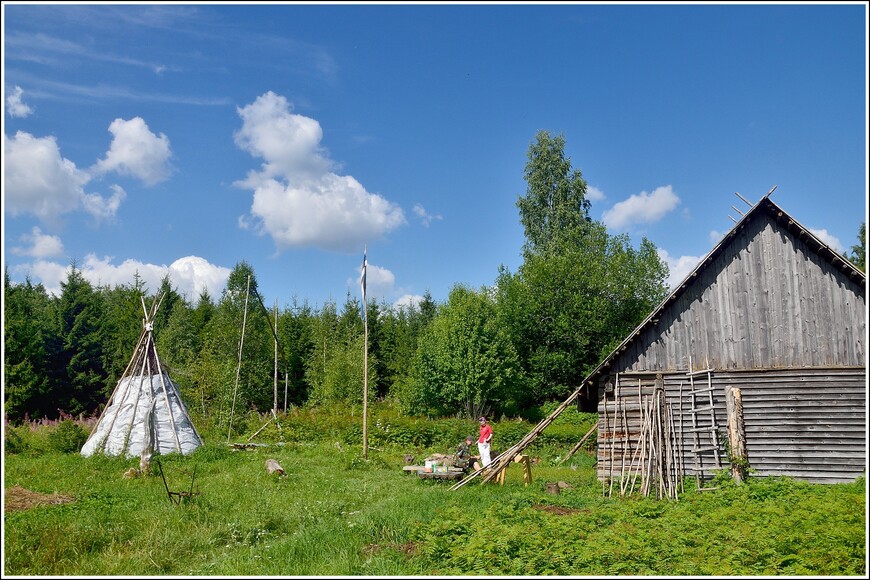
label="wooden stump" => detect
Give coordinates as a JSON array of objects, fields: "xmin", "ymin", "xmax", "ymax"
[
  {"xmin": 545, "ymin": 482, "xmax": 560, "ymax": 495},
  {"xmin": 265, "ymin": 459, "xmax": 285, "ymax": 475}
]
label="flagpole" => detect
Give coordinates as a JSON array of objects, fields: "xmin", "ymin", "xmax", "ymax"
[
  {"xmin": 361, "ymin": 246, "xmax": 369, "ymax": 459},
  {"xmin": 363, "ymin": 299, "xmax": 368, "ymax": 459}
]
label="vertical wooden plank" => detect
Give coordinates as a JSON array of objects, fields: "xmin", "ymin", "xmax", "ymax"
[
  {"xmin": 785, "ymin": 227, "xmax": 800, "ymax": 366},
  {"xmin": 754, "ymin": 223, "xmax": 772, "ymax": 367},
  {"xmin": 768, "ymin": 224, "xmax": 785, "ymax": 366}
]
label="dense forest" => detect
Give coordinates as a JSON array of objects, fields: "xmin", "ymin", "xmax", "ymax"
[{"xmin": 7, "ymin": 131, "xmax": 862, "ymax": 427}]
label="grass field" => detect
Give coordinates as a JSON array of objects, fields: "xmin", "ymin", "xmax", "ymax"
[{"xmin": 3, "ymin": 409, "xmax": 867, "ymax": 576}]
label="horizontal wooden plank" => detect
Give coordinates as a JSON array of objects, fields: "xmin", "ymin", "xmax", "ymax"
[
  {"xmin": 742, "ymin": 436, "xmax": 865, "ymax": 445},
  {"xmin": 745, "ymin": 451, "xmax": 866, "ymax": 461},
  {"xmin": 740, "ymin": 399, "xmax": 866, "ymax": 409},
  {"xmin": 750, "ymin": 468, "xmax": 866, "ymax": 479},
  {"xmin": 751, "ymin": 474, "xmax": 862, "ymax": 484},
  {"xmin": 743, "ymin": 411, "xmax": 866, "ymax": 420},
  {"xmin": 746, "ymin": 424, "xmax": 865, "ymax": 433}
]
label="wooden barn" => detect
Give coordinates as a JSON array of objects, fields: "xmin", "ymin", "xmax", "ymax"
[{"xmin": 584, "ymin": 191, "xmax": 866, "ymax": 490}]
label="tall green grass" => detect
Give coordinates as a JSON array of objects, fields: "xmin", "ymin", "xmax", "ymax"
[{"xmin": 4, "ymin": 406, "xmax": 865, "ymax": 576}]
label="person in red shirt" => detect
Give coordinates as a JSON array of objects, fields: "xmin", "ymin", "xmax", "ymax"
[{"xmin": 477, "ymin": 416, "xmax": 493, "ymax": 467}]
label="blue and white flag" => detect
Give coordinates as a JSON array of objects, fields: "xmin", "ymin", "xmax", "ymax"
[{"xmin": 359, "ymin": 249, "xmax": 367, "ymax": 319}]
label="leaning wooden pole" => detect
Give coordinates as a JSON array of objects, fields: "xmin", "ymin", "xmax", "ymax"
[
  {"xmin": 227, "ymin": 274, "xmax": 251, "ymax": 444},
  {"xmin": 559, "ymin": 423, "xmax": 598, "ymax": 464}
]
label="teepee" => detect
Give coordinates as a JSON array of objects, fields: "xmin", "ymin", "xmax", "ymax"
[{"xmin": 81, "ymin": 291, "xmax": 203, "ymax": 458}]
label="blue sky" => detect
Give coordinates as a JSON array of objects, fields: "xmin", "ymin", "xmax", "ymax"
[{"xmin": 3, "ymin": 2, "xmax": 868, "ymax": 311}]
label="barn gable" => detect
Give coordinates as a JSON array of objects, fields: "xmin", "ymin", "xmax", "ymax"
[{"xmin": 589, "ymin": 193, "xmax": 866, "ymax": 486}]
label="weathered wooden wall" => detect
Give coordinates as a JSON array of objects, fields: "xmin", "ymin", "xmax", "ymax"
[
  {"xmin": 616, "ymin": 211, "xmax": 865, "ymax": 373},
  {"xmin": 592, "ymin": 200, "xmax": 866, "ymax": 486},
  {"xmin": 598, "ymin": 368, "xmax": 866, "ymax": 485}
]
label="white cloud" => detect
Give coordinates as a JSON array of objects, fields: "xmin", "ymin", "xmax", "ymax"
[
  {"xmin": 3, "ymin": 127, "xmax": 156, "ymax": 223},
  {"xmin": 12, "ymin": 254, "xmax": 230, "ymax": 301},
  {"xmin": 167, "ymin": 256, "xmax": 232, "ymax": 300},
  {"xmin": 586, "ymin": 185, "xmax": 606, "ymax": 202},
  {"xmin": 657, "ymin": 248, "xmax": 703, "ymax": 290},
  {"xmin": 234, "ymin": 91, "xmax": 406, "ymax": 252},
  {"xmin": 11, "ymin": 227, "xmax": 65, "ymax": 258},
  {"xmin": 234, "ymin": 91, "xmax": 332, "ymax": 181},
  {"xmin": 91, "ymin": 117, "xmax": 172, "ymax": 185},
  {"xmin": 81, "ymin": 184, "xmax": 127, "ymax": 222},
  {"xmin": 6, "ymin": 86, "xmax": 33, "ymax": 118},
  {"xmin": 603, "ymin": 185, "xmax": 681, "ymax": 231},
  {"xmin": 393, "ymin": 294, "xmax": 424, "ymax": 310},
  {"xmin": 4, "ymin": 131, "xmax": 91, "ymax": 222},
  {"xmin": 13, "ymin": 260, "xmax": 70, "ymax": 296},
  {"xmin": 809, "ymin": 228, "xmax": 844, "ymax": 253},
  {"xmin": 413, "ymin": 203, "xmax": 443, "ymax": 228}
]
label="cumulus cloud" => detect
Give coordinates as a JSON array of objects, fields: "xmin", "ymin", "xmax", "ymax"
[
  {"xmin": 14, "ymin": 260, "xmax": 70, "ymax": 296},
  {"xmin": 6, "ymin": 86, "xmax": 33, "ymax": 118},
  {"xmin": 91, "ymin": 117, "xmax": 172, "ymax": 185},
  {"xmin": 5, "ymin": 119, "xmax": 166, "ymax": 224},
  {"xmin": 11, "ymin": 227, "xmax": 65, "ymax": 258},
  {"xmin": 603, "ymin": 185, "xmax": 681, "ymax": 231},
  {"xmin": 413, "ymin": 203, "xmax": 443, "ymax": 228},
  {"xmin": 167, "ymin": 256, "xmax": 233, "ymax": 300},
  {"xmin": 657, "ymin": 248, "xmax": 703, "ymax": 290},
  {"xmin": 586, "ymin": 185, "xmax": 606, "ymax": 202},
  {"xmin": 392, "ymin": 294, "xmax": 425, "ymax": 310},
  {"xmin": 12, "ymin": 254, "xmax": 230, "ymax": 301},
  {"xmin": 81, "ymin": 184, "xmax": 127, "ymax": 221},
  {"xmin": 4, "ymin": 131, "xmax": 91, "ymax": 222},
  {"xmin": 234, "ymin": 91, "xmax": 406, "ymax": 252},
  {"xmin": 809, "ymin": 228, "xmax": 844, "ymax": 253}
]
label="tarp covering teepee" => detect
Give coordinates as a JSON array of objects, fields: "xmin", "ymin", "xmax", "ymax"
[{"xmin": 81, "ymin": 292, "xmax": 202, "ymax": 458}]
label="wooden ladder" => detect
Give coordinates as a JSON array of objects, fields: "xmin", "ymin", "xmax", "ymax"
[{"xmin": 686, "ymin": 362, "xmax": 721, "ymax": 490}]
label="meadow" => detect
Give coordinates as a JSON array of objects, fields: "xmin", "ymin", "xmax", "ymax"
[{"xmin": 3, "ymin": 405, "xmax": 866, "ymax": 576}]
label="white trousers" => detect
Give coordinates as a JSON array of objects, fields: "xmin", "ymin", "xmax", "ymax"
[{"xmin": 478, "ymin": 441, "xmax": 491, "ymax": 467}]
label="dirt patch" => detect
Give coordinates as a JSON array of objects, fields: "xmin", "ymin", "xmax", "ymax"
[
  {"xmin": 533, "ymin": 504, "xmax": 586, "ymax": 516},
  {"xmin": 4, "ymin": 485, "xmax": 75, "ymax": 513}
]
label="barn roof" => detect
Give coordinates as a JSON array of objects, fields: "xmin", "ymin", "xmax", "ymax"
[{"xmin": 580, "ymin": 187, "xmax": 866, "ymax": 389}]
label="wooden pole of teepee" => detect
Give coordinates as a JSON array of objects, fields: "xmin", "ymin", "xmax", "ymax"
[
  {"xmin": 152, "ymin": 331, "xmax": 183, "ymax": 453},
  {"xmin": 94, "ymin": 294, "xmax": 156, "ymax": 454},
  {"xmin": 227, "ymin": 275, "xmax": 251, "ymax": 444}
]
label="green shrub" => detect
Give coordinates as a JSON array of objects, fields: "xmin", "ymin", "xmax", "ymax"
[
  {"xmin": 46, "ymin": 419, "xmax": 88, "ymax": 453},
  {"xmin": 5, "ymin": 426, "xmax": 27, "ymax": 454}
]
